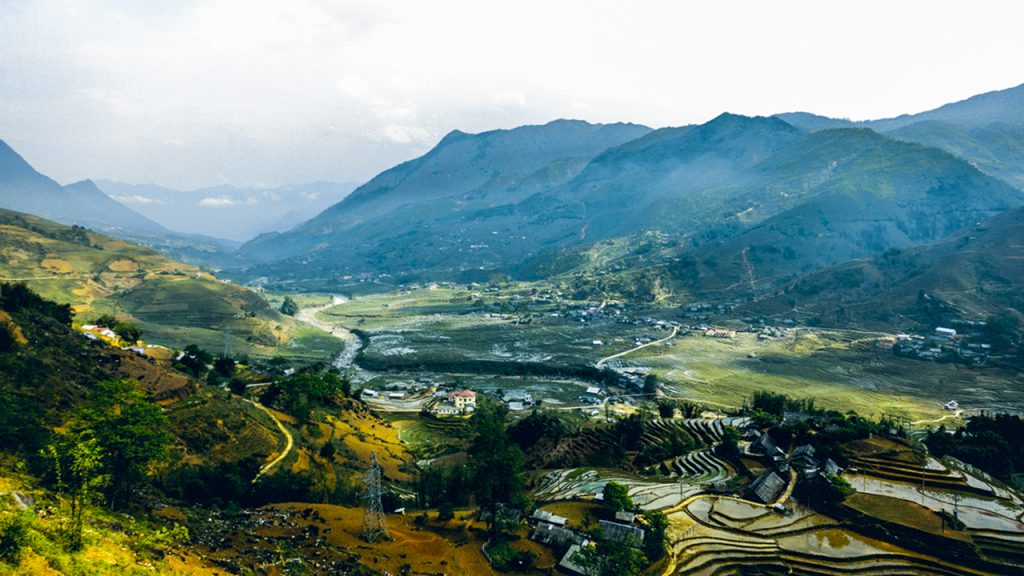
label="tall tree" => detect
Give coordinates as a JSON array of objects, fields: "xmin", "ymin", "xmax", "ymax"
[
  {"xmin": 75, "ymin": 379, "xmax": 171, "ymax": 508},
  {"xmin": 467, "ymin": 404, "xmax": 524, "ymax": 531}
]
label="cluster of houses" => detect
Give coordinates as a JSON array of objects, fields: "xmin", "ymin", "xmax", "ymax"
[
  {"xmin": 744, "ymin": 431, "xmax": 843, "ymax": 505},
  {"xmin": 80, "ymin": 323, "xmax": 146, "ymax": 354},
  {"xmin": 886, "ymin": 324, "xmax": 999, "ymax": 363},
  {"xmin": 528, "ymin": 507, "xmax": 647, "ymax": 576}
]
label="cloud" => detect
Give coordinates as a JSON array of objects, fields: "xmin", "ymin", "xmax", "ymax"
[
  {"xmin": 198, "ymin": 196, "xmax": 238, "ymax": 206},
  {"xmin": 379, "ymin": 124, "xmax": 430, "ymax": 144},
  {"xmin": 113, "ymin": 194, "xmax": 164, "ymax": 205}
]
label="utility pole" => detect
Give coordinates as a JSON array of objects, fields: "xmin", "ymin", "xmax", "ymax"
[
  {"xmin": 223, "ymin": 329, "xmax": 233, "ymax": 358},
  {"xmin": 362, "ymin": 451, "xmax": 390, "ymax": 543}
]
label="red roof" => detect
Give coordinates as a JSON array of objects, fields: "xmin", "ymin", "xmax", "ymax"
[{"xmin": 450, "ymin": 390, "xmax": 476, "ymax": 397}]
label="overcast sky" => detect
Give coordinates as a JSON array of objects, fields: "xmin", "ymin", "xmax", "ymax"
[{"xmin": 2, "ymin": 0, "xmax": 1023, "ymax": 190}]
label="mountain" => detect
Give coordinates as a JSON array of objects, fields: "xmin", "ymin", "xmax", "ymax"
[
  {"xmin": 237, "ymin": 119, "xmax": 653, "ymax": 277},
  {"xmin": 236, "ymin": 107, "xmax": 1023, "ymax": 293},
  {"xmin": 778, "ymin": 83, "xmax": 1024, "ymax": 188},
  {"xmin": 0, "ymin": 139, "xmax": 168, "ymax": 234},
  {"xmin": 96, "ymin": 179, "xmax": 358, "ymax": 242},
  {"xmin": 0, "ymin": 207, "xmax": 339, "ymax": 359},
  {"xmin": 744, "ymin": 206, "xmax": 1024, "ymax": 328},
  {"xmin": 0, "ymin": 139, "xmax": 241, "ymax": 268}
]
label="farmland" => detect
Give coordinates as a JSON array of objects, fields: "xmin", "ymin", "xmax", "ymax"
[{"xmin": 293, "ymin": 284, "xmax": 1024, "ymax": 422}]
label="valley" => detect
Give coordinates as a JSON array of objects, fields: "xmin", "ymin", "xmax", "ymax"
[{"xmin": 2, "ymin": 42, "xmax": 1024, "ymax": 576}]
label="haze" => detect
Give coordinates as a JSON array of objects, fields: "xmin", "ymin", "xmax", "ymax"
[{"xmin": 1, "ymin": 0, "xmax": 1022, "ymax": 189}]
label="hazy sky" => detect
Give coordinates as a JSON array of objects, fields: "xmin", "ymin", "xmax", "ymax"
[{"xmin": 2, "ymin": 0, "xmax": 1023, "ymax": 189}]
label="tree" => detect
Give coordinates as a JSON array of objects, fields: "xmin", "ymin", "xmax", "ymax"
[
  {"xmin": 468, "ymin": 404, "xmax": 524, "ymax": 531},
  {"xmin": 643, "ymin": 374, "xmax": 658, "ymax": 396},
  {"xmin": 213, "ymin": 356, "xmax": 237, "ymax": 378},
  {"xmin": 176, "ymin": 344, "xmax": 212, "ymax": 378},
  {"xmin": 115, "ymin": 322, "xmax": 143, "ymax": 344},
  {"xmin": 75, "ymin": 379, "xmax": 172, "ymax": 508},
  {"xmin": 602, "ymin": 481, "xmax": 633, "ymax": 515},
  {"xmin": 642, "ymin": 511, "xmax": 669, "ymax": 561},
  {"xmin": 571, "ymin": 539, "xmax": 647, "ymax": 576},
  {"xmin": 44, "ymin": 435, "xmax": 105, "ymax": 551},
  {"xmin": 280, "ymin": 296, "xmax": 299, "ymax": 316}
]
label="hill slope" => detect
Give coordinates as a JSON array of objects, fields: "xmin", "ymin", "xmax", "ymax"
[
  {"xmin": 0, "ymin": 208, "xmax": 338, "ymax": 358},
  {"xmin": 745, "ymin": 206, "xmax": 1024, "ymax": 327}
]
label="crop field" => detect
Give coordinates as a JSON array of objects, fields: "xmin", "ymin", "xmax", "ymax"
[
  {"xmin": 629, "ymin": 330, "xmax": 1024, "ymax": 421},
  {"xmin": 300, "ymin": 285, "xmax": 1024, "ymax": 422}
]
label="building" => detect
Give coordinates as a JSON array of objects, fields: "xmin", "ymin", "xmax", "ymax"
[
  {"xmin": 530, "ymin": 509, "xmax": 568, "ymax": 526},
  {"xmin": 935, "ymin": 327, "xmax": 957, "ymax": 339},
  {"xmin": 748, "ymin": 471, "xmax": 787, "ymax": 504},
  {"xmin": 559, "ymin": 544, "xmax": 590, "ymax": 576},
  {"xmin": 449, "ymin": 390, "xmax": 477, "ymax": 411},
  {"xmin": 532, "ymin": 522, "xmax": 583, "ymax": 548},
  {"xmin": 614, "ymin": 510, "xmax": 636, "ymax": 524},
  {"xmin": 598, "ymin": 520, "xmax": 645, "ymax": 547},
  {"xmin": 791, "ymin": 444, "xmax": 817, "ymax": 469},
  {"xmin": 433, "ymin": 404, "xmax": 461, "ymax": 417},
  {"xmin": 704, "ymin": 328, "xmax": 736, "ymax": 339}
]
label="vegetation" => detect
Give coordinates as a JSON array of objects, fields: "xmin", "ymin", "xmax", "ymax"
[{"xmin": 926, "ymin": 413, "xmax": 1024, "ymax": 481}]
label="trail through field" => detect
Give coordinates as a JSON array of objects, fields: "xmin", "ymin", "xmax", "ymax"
[
  {"xmin": 246, "ymin": 399, "xmax": 294, "ymax": 483},
  {"xmin": 911, "ymin": 410, "xmax": 962, "ymax": 426},
  {"xmin": 295, "ymin": 295, "xmax": 362, "ymax": 368},
  {"xmin": 596, "ymin": 325, "xmax": 678, "ymax": 368}
]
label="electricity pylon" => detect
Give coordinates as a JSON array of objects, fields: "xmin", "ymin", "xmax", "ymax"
[{"xmin": 362, "ymin": 451, "xmax": 390, "ymax": 542}]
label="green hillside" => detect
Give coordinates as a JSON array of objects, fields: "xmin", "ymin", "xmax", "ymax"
[
  {"xmin": 0, "ymin": 208, "xmax": 338, "ymax": 359},
  {"xmin": 745, "ymin": 207, "xmax": 1024, "ymax": 329}
]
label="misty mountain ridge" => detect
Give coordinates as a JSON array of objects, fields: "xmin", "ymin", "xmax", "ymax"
[{"xmin": 95, "ymin": 179, "xmax": 358, "ymax": 242}]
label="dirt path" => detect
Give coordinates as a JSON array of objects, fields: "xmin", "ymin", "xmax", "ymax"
[
  {"xmin": 295, "ymin": 295, "xmax": 362, "ymax": 369},
  {"xmin": 596, "ymin": 325, "xmax": 678, "ymax": 368},
  {"xmin": 912, "ymin": 410, "xmax": 962, "ymax": 426},
  {"xmin": 246, "ymin": 399, "xmax": 294, "ymax": 483}
]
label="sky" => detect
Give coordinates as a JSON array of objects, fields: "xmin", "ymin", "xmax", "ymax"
[{"xmin": 1, "ymin": 0, "xmax": 1023, "ymax": 190}]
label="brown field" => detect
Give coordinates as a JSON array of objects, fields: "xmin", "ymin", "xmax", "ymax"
[
  {"xmin": 844, "ymin": 493, "xmax": 971, "ymax": 541},
  {"xmin": 106, "ymin": 258, "xmax": 140, "ymax": 272},
  {"xmin": 270, "ymin": 503, "xmax": 503, "ymax": 575}
]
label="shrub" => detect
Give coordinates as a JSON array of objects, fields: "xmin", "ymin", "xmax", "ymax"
[{"xmin": 0, "ymin": 513, "xmax": 30, "ymax": 564}]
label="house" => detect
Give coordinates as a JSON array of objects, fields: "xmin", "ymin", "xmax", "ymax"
[
  {"xmin": 748, "ymin": 471, "xmax": 787, "ymax": 504},
  {"xmin": 614, "ymin": 510, "xmax": 636, "ymax": 524},
  {"xmin": 559, "ymin": 544, "xmax": 591, "ymax": 576},
  {"xmin": 935, "ymin": 327, "xmax": 957, "ymax": 340},
  {"xmin": 532, "ymin": 522, "xmax": 583, "ymax": 548},
  {"xmin": 433, "ymin": 404, "xmax": 461, "ymax": 417},
  {"xmin": 791, "ymin": 444, "xmax": 817, "ymax": 468},
  {"xmin": 530, "ymin": 509, "xmax": 568, "ymax": 527},
  {"xmin": 944, "ymin": 400, "xmax": 959, "ymax": 410},
  {"xmin": 592, "ymin": 340, "xmax": 603, "ymax": 348},
  {"xmin": 508, "ymin": 401, "xmax": 525, "ymax": 411},
  {"xmin": 772, "ymin": 455, "xmax": 790, "ymax": 473},
  {"xmin": 361, "ymin": 389, "xmax": 379, "ymax": 398},
  {"xmin": 823, "ymin": 458, "xmax": 843, "ymax": 477},
  {"xmin": 585, "ymin": 386, "xmax": 602, "ymax": 396},
  {"xmin": 750, "ymin": 432, "xmax": 783, "ymax": 457},
  {"xmin": 598, "ymin": 520, "xmax": 645, "ymax": 547},
  {"xmin": 704, "ymin": 328, "xmax": 736, "ymax": 339},
  {"xmin": 387, "ymin": 392, "xmax": 406, "ymax": 400},
  {"xmin": 449, "ymin": 390, "xmax": 477, "ymax": 410}
]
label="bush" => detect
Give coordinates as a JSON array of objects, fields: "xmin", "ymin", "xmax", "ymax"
[{"xmin": 0, "ymin": 513, "xmax": 30, "ymax": 564}]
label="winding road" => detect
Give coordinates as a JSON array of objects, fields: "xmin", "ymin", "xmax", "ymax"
[
  {"xmin": 596, "ymin": 325, "xmax": 678, "ymax": 368},
  {"xmin": 246, "ymin": 398, "xmax": 294, "ymax": 483}
]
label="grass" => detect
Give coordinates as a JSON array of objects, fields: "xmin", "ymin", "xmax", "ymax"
[
  {"xmin": 633, "ymin": 331, "xmax": 966, "ymax": 421},
  {"xmin": 0, "ymin": 464, "xmax": 221, "ymax": 575}
]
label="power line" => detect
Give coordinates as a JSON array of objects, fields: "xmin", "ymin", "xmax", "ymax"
[{"xmin": 362, "ymin": 451, "xmax": 390, "ymax": 543}]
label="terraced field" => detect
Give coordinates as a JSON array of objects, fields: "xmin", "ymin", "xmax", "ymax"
[{"xmin": 666, "ymin": 497, "xmax": 998, "ymax": 575}]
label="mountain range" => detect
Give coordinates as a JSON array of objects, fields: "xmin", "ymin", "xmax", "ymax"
[
  {"xmin": 3, "ymin": 82, "xmax": 1024, "ymax": 326},
  {"xmin": 95, "ymin": 179, "xmax": 357, "ymax": 242},
  {"xmin": 234, "ymin": 83, "xmax": 1024, "ymax": 308}
]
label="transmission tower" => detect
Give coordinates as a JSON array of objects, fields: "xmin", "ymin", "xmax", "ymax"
[
  {"xmin": 223, "ymin": 329, "xmax": 233, "ymax": 358},
  {"xmin": 361, "ymin": 451, "xmax": 390, "ymax": 542}
]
